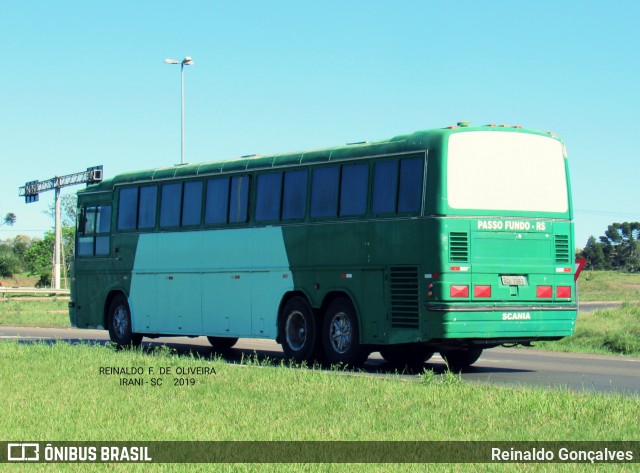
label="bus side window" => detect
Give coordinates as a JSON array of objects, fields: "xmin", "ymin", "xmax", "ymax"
[
  {"xmin": 340, "ymin": 163, "xmax": 368, "ymax": 217},
  {"xmin": 138, "ymin": 185, "xmax": 158, "ymax": 229},
  {"xmin": 77, "ymin": 207, "xmax": 86, "ymax": 234},
  {"xmin": 282, "ymin": 169, "xmax": 307, "ymax": 220},
  {"xmin": 205, "ymin": 177, "xmax": 230, "ymax": 224},
  {"xmin": 229, "ymin": 175, "xmax": 250, "ymax": 223},
  {"xmin": 398, "ymin": 157, "xmax": 424, "ymax": 214},
  {"xmin": 256, "ymin": 172, "xmax": 283, "ymax": 222},
  {"xmin": 372, "ymin": 161, "xmax": 399, "ymax": 214},
  {"xmin": 311, "ymin": 166, "xmax": 339, "ymax": 218},
  {"xmin": 77, "ymin": 206, "xmax": 96, "ymax": 256},
  {"xmin": 77, "ymin": 205, "xmax": 112, "ymax": 256},
  {"xmin": 95, "ymin": 205, "xmax": 112, "ymax": 255},
  {"xmin": 182, "ymin": 181, "xmax": 203, "ymax": 226},
  {"xmin": 117, "ymin": 187, "xmax": 138, "ymax": 231},
  {"xmin": 160, "ymin": 182, "xmax": 182, "ymax": 228}
]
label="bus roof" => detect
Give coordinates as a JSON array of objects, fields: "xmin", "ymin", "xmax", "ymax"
[{"xmin": 81, "ymin": 124, "xmax": 560, "ymax": 193}]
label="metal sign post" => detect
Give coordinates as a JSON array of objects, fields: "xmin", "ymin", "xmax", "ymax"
[{"xmin": 19, "ymin": 166, "xmax": 103, "ymax": 289}]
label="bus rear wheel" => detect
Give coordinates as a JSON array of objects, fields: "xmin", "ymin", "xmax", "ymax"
[
  {"xmin": 439, "ymin": 348, "xmax": 483, "ymax": 371},
  {"xmin": 380, "ymin": 344, "xmax": 434, "ymax": 370},
  {"xmin": 107, "ymin": 294, "xmax": 142, "ymax": 348},
  {"xmin": 207, "ymin": 337, "xmax": 238, "ymax": 351},
  {"xmin": 279, "ymin": 297, "xmax": 320, "ymax": 363},
  {"xmin": 322, "ymin": 297, "xmax": 369, "ymax": 367}
]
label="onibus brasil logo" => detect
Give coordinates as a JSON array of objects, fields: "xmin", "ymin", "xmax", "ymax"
[{"xmin": 6, "ymin": 443, "xmax": 152, "ymax": 463}]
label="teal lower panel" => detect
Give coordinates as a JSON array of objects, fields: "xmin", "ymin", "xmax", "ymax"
[
  {"xmin": 129, "ymin": 227, "xmax": 293, "ymax": 338},
  {"xmin": 424, "ymin": 310, "xmax": 576, "ymax": 339}
]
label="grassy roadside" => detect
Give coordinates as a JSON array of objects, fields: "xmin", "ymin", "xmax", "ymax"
[
  {"xmin": 578, "ymin": 271, "xmax": 640, "ymax": 301},
  {"xmin": 0, "ymin": 272, "xmax": 41, "ymax": 287},
  {"xmin": 0, "ymin": 299, "xmax": 69, "ymax": 326},
  {"xmin": 533, "ymin": 302, "xmax": 640, "ymax": 356},
  {"xmin": 0, "ymin": 341, "xmax": 638, "ymax": 472}
]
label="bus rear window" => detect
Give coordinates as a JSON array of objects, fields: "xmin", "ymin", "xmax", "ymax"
[{"xmin": 447, "ymin": 132, "xmax": 568, "ymax": 213}]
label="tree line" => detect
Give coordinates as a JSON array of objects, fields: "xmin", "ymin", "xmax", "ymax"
[
  {"xmin": 0, "ymin": 196, "xmax": 76, "ymax": 286},
  {"xmin": 577, "ymin": 222, "xmax": 640, "ymax": 272}
]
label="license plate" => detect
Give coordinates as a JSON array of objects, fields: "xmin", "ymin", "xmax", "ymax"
[{"xmin": 501, "ymin": 275, "xmax": 527, "ymax": 286}]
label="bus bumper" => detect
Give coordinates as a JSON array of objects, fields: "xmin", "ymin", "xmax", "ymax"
[{"xmin": 424, "ymin": 304, "xmax": 577, "ymax": 339}]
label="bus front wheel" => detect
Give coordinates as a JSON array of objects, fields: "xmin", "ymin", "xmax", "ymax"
[
  {"xmin": 207, "ymin": 337, "xmax": 238, "ymax": 351},
  {"xmin": 322, "ymin": 297, "xmax": 369, "ymax": 367},
  {"xmin": 439, "ymin": 348, "xmax": 483, "ymax": 371},
  {"xmin": 279, "ymin": 297, "xmax": 320, "ymax": 363},
  {"xmin": 107, "ymin": 294, "xmax": 142, "ymax": 348}
]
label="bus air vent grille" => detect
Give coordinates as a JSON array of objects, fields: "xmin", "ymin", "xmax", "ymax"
[
  {"xmin": 389, "ymin": 266, "xmax": 420, "ymax": 329},
  {"xmin": 449, "ymin": 232, "xmax": 469, "ymax": 262},
  {"xmin": 554, "ymin": 235, "xmax": 570, "ymax": 263}
]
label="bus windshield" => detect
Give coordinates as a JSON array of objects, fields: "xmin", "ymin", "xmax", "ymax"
[{"xmin": 447, "ymin": 131, "xmax": 568, "ymax": 213}]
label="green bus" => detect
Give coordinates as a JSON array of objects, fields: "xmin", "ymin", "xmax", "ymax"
[{"xmin": 70, "ymin": 122, "xmax": 577, "ymax": 369}]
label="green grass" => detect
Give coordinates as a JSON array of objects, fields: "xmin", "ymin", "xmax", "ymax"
[
  {"xmin": 0, "ymin": 272, "xmax": 41, "ymax": 287},
  {"xmin": 0, "ymin": 341, "xmax": 638, "ymax": 472},
  {"xmin": 0, "ymin": 299, "xmax": 69, "ymax": 326},
  {"xmin": 578, "ymin": 271, "xmax": 640, "ymax": 301},
  {"xmin": 534, "ymin": 303, "xmax": 640, "ymax": 356}
]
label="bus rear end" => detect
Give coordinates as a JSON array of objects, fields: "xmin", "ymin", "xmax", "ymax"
[{"xmin": 426, "ymin": 126, "xmax": 576, "ymax": 352}]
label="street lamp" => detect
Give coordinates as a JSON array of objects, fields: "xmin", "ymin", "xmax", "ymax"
[{"xmin": 164, "ymin": 56, "xmax": 194, "ymax": 164}]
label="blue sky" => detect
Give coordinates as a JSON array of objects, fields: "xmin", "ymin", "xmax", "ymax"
[{"xmin": 1, "ymin": 1, "xmax": 639, "ymax": 247}]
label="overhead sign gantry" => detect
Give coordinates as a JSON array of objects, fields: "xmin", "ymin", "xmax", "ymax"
[{"xmin": 19, "ymin": 166, "xmax": 103, "ymax": 289}]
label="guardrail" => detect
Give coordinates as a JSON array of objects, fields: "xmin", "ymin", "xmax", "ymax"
[{"xmin": 0, "ymin": 287, "xmax": 70, "ymax": 298}]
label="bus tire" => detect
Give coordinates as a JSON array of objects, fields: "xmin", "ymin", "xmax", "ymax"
[
  {"xmin": 207, "ymin": 337, "xmax": 238, "ymax": 351},
  {"xmin": 279, "ymin": 296, "xmax": 320, "ymax": 363},
  {"xmin": 322, "ymin": 297, "xmax": 369, "ymax": 367},
  {"xmin": 439, "ymin": 348, "xmax": 483, "ymax": 371},
  {"xmin": 380, "ymin": 344, "xmax": 434, "ymax": 370},
  {"xmin": 107, "ymin": 294, "xmax": 142, "ymax": 348}
]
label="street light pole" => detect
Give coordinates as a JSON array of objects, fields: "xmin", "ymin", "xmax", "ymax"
[
  {"xmin": 164, "ymin": 56, "xmax": 194, "ymax": 165},
  {"xmin": 53, "ymin": 185, "xmax": 61, "ymax": 289}
]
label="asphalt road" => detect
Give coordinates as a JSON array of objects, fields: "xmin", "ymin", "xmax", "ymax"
[
  {"xmin": 1, "ymin": 325, "xmax": 638, "ymax": 396},
  {"xmin": 578, "ymin": 301, "xmax": 626, "ymax": 312}
]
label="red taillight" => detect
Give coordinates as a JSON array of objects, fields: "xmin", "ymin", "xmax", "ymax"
[
  {"xmin": 557, "ymin": 286, "xmax": 572, "ymax": 298},
  {"xmin": 450, "ymin": 285, "xmax": 469, "ymax": 298},
  {"xmin": 536, "ymin": 286, "xmax": 552, "ymax": 298},
  {"xmin": 474, "ymin": 285, "xmax": 491, "ymax": 298}
]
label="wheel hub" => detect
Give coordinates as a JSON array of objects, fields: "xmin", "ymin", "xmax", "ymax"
[
  {"xmin": 329, "ymin": 312, "xmax": 352, "ymax": 354},
  {"xmin": 113, "ymin": 306, "xmax": 128, "ymax": 338},
  {"xmin": 285, "ymin": 310, "xmax": 307, "ymax": 351}
]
